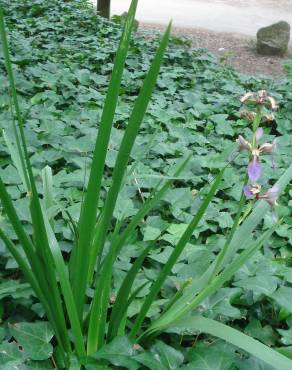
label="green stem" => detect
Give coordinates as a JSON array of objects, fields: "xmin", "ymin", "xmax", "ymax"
[
  {"xmin": 252, "ymin": 105, "xmax": 262, "ymax": 147},
  {"xmin": 209, "ymin": 182, "xmax": 246, "ymax": 281}
]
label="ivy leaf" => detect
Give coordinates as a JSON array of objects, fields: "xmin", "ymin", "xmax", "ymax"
[
  {"xmin": 217, "ymin": 212, "xmax": 233, "ymax": 229},
  {"xmin": 269, "ymin": 287, "xmax": 292, "ymax": 313},
  {"xmin": 0, "ymin": 341, "xmax": 27, "ymax": 368},
  {"xmin": 134, "ymin": 341, "xmax": 184, "ymax": 370},
  {"xmin": 234, "ymin": 274, "xmax": 279, "ymax": 299},
  {"xmin": 0, "ymin": 281, "xmax": 33, "ymax": 300},
  {"xmin": 91, "ymin": 337, "xmax": 139, "ymax": 370},
  {"xmin": 143, "ymin": 226, "xmax": 162, "ymax": 241},
  {"xmin": 245, "ymin": 320, "xmax": 278, "ymax": 346},
  {"xmin": 278, "ymin": 328, "xmax": 292, "ymax": 345},
  {"xmin": 185, "ymin": 342, "xmax": 235, "ymax": 370},
  {"xmin": 9, "ymin": 322, "xmax": 54, "ymax": 361}
]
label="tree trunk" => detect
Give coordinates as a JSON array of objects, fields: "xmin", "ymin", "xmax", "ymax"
[{"xmin": 97, "ymin": 0, "xmax": 111, "ymax": 19}]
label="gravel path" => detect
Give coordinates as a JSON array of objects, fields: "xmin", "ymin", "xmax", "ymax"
[
  {"xmin": 106, "ymin": 0, "xmax": 292, "ymax": 36},
  {"xmin": 90, "ymin": 1, "xmax": 292, "ymax": 77},
  {"xmin": 139, "ymin": 22, "xmax": 292, "ymax": 77}
]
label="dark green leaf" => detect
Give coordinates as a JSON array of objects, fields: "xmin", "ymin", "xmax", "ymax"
[{"xmin": 9, "ymin": 322, "xmax": 54, "ymax": 361}]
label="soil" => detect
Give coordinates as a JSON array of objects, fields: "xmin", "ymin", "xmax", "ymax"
[{"xmin": 139, "ymin": 22, "xmax": 292, "ymax": 78}]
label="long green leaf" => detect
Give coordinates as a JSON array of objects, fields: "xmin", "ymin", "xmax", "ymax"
[
  {"xmin": 87, "ymin": 155, "xmax": 191, "ymax": 283},
  {"xmin": 209, "ymin": 183, "xmax": 246, "ymax": 281},
  {"xmin": 0, "ymin": 178, "xmax": 35, "ymax": 264},
  {"xmin": 130, "ymin": 168, "xmax": 225, "ymax": 339},
  {"xmin": 42, "ymin": 211, "xmax": 86, "ymax": 359},
  {"xmin": 0, "ymin": 178, "xmax": 70, "ymax": 358},
  {"xmin": 154, "ymin": 164, "xmax": 292, "ymax": 330},
  {"xmin": 0, "ymin": 178, "xmax": 62, "ymax": 328},
  {"xmin": 89, "ymin": 22, "xmax": 172, "ymax": 277},
  {"xmin": 42, "ymin": 166, "xmax": 54, "ymax": 216},
  {"xmin": 1, "ymin": 5, "xmax": 54, "ymax": 290},
  {"xmin": 28, "ymin": 175, "xmax": 71, "ymax": 355},
  {"xmin": 0, "ymin": 7, "xmax": 30, "ymax": 191},
  {"xmin": 70, "ymin": 0, "xmax": 138, "ymax": 320},
  {"xmin": 0, "ymin": 11, "xmax": 70, "ymax": 355},
  {"xmin": 143, "ymin": 225, "xmax": 276, "ymax": 339},
  {"xmin": 117, "ymin": 281, "xmax": 150, "ymax": 337},
  {"xmin": 23, "ymin": 150, "xmax": 71, "ymax": 356},
  {"xmin": 182, "ymin": 228, "xmax": 276, "ymax": 319},
  {"xmin": 167, "ymin": 316, "xmax": 292, "ymax": 370},
  {"xmin": 87, "ymin": 22, "xmax": 172, "ymax": 354},
  {"xmin": 3, "ymin": 130, "xmax": 28, "ymax": 192},
  {"xmin": 107, "ymin": 244, "xmax": 153, "ymax": 341},
  {"xmin": 84, "ymin": 156, "xmax": 189, "ymax": 344},
  {"xmin": 0, "ymin": 229, "xmax": 66, "ymax": 357}
]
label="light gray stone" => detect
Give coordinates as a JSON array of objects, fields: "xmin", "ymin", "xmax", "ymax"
[{"xmin": 257, "ymin": 21, "xmax": 290, "ymax": 56}]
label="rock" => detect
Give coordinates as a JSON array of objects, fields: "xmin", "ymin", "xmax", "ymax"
[{"xmin": 257, "ymin": 21, "xmax": 290, "ymax": 56}]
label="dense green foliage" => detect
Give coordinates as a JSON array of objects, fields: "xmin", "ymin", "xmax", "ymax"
[{"xmin": 0, "ymin": 0, "xmax": 291, "ymax": 368}]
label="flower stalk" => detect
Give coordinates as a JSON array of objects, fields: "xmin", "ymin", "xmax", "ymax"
[{"xmin": 238, "ymin": 90, "xmax": 279, "ymax": 220}]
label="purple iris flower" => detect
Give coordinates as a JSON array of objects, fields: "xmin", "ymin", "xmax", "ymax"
[
  {"xmin": 255, "ymin": 127, "xmax": 263, "ymax": 142},
  {"xmin": 247, "ymin": 159, "xmax": 261, "ymax": 182},
  {"xmin": 243, "ymin": 185, "xmax": 254, "ymax": 199}
]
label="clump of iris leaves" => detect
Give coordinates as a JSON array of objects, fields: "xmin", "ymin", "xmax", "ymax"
[{"xmin": 0, "ymin": 0, "xmax": 291, "ymax": 369}]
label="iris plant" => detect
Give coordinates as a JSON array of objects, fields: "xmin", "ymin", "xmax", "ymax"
[{"xmin": 1, "ymin": 3, "xmax": 292, "ymax": 369}]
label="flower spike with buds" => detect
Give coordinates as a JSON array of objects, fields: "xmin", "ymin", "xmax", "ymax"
[
  {"xmin": 236, "ymin": 128, "xmax": 277, "ymax": 183},
  {"xmin": 240, "ymin": 90, "xmax": 278, "ymax": 110},
  {"xmin": 238, "ymin": 90, "xmax": 280, "ymax": 222}
]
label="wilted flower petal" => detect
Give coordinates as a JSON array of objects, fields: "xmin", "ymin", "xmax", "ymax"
[
  {"xmin": 240, "ymin": 92, "xmax": 254, "ymax": 103},
  {"xmin": 259, "ymin": 143, "xmax": 274, "ymax": 154},
  {"xmin": 267, "ymin": 185, "xmax": 279, "ymax": 203},
  {"xmin": 240, "ymin": 110, "xmax": 256, "ymax": 122},
  {"xmin": 258, "ymin": 185, "xmax": 279, "ymax": 207},
  {"xmin": 267, "ymin": 96, "xmax": 277, "ymax": 110},
  {"xmin": 257, "ymin": 90, "xmax": 268, "ymax": 104},
  {"xmin": 262, "ymin": 113, "xmax": 275, "ymax": 122},
  {"xmin": 243, "ymin": 184, "xmax": 261, "ymax": 199},
  {"xmin": 255, "ymin": 127, "xmax": 263, "ymax": 142},
  {"xmin": 248, "ymin": 159, "xmax": 261, "ymax": 182},
  {"xmin": 259, "ymin": 139, "xmax": 277, "ymax": 169},
  {"xmin": 237, "ymin": 135, "xmax": 251, "ymax": 151}
]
